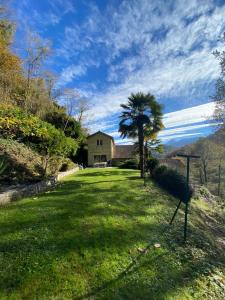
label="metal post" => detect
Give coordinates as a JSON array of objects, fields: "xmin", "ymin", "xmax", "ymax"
[
  {"xmin": 170, "ymin": 200, "xmax": 182, "ymax": 225},
  {"xmin": 170, "ymin": 153, "xmax": 200, "ymax": 243}
]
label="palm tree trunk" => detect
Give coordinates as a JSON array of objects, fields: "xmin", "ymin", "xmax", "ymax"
[{"xmin": 138, "ymin": 126, "xmax": 144, "ymax": 178}]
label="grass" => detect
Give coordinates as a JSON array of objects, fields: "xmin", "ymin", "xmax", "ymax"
[{"xmin": 0, "ymin": 168, "xmax": 224, "ymax": 299}]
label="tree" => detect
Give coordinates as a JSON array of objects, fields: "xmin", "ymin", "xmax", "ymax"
[
  {"xmin": 0, "ymin": 6, "xmax": 25, "ymax": 105},
  {"xmin": 62, "ymin": 88, "xmax": 89, "ymax": 127},
  {"xmin": 213, "ymin": 33, "xmax": 225, "ymax": 125},
  {"xmin": 193, "ymin": 139, "xmax": 215, "ymax": 184},
  {"xmin": 0, "ymin": 103, "xmax": 78, "ymax": 175},
  {"xmin": 23, "ymin": 32, "xmax": 51, "ymax": 113},
  {"xmin": 119, "ymin": 92, "xmax": 163, "ymax": 178}
]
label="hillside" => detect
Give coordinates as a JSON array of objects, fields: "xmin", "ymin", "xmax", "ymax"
[
  {"xmin": 0, "ymin": 168, "xmax": 224, "ymax": 299},
  {"xmin": 0, "ymin": 139, "xmax": 75, "ymax": 187},
  {"xmin": 166, "ymin": 126, "xmax": 225, "ymax": 199}
]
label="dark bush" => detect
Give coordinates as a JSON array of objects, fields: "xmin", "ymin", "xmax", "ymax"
[
  {"xmin": 153, "ymin": 165, "xmax": 168, "ymax": 180},
  {"xmin": 153, "ymin": 166, "xmax": 193, "ymax": 202},
  {"xmin": 146, "ymin": 157, "xmax": 159, "ymax": 175},
  {"xmin": 59, "ymin": 158, "xmax": 76, "ymax": 172},
  {"xmin": 119, "ymin": 159, "xmax": 139, "ymax": 169},
  {"xmin": 111, "ymin": 159, "xmax": 123, "ymax": 167}
]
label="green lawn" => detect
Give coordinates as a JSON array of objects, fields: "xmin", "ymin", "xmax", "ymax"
[{"xmin": 0, "ymin": 168, "xmax": 224, "ymax": 299}]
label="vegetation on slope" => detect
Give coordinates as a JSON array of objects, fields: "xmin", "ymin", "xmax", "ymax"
[
  {"xmin": 0, "ymin": 4, "xmax": 87, "ymax": 181},
  {"xmin": 0, "ymin": 168, "xmax": 224, "ymax": 299},
  {"xmin": 169, "ymin": 126, "xmax": 225, "ymax": 200},
  {"xmin": 0, "ymin": 138, "xmax": 76, "ymax": 185}
]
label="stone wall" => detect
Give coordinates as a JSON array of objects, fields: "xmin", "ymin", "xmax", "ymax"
[{"xmin": 0, "ymin": 167, "xmax": 79, "ymax": 206}]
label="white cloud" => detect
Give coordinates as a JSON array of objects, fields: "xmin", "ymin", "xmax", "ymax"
[
  {"xmin": 13, "ymin": 0, "xmax": 225, "ymax": 145},
  {"xmin": 163, "ymin": 102, "xmax": 216, "ymax": 128},
  {"xmin": 161, "ymin": 132, "xmax": 203, "ymax": 142},
  {"xmin": 58, "ymin": 64, "xmax": 87, "ymax": 86},
  {"xmin": 87, "ymin": 102, "xmax": 218, "ymax": 144},
  {"xmin": 55, "ymin": 0, "xmax": 225, "ymax": 124},
  {"xmin": 159, "ymin": 122, "xmax": 217, "ymax": 137}
]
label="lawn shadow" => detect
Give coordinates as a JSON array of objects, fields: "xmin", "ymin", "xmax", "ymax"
[{"xmin": 0, "ymin": 168, "xmax": 224, "ymax": 299}]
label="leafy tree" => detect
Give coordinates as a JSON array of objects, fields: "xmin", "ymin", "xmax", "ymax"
[
  {"xmin": 146, "ymin": 157, "xmax": 159, "ymax": 176},
  {"xmin": 45, "ymin": 105, "xmax": 86, "ymax": 141},
  {"xmin": 0, "ymin": 8, "xmax": 25, "ymax": 105},
  {"xmin": 0, "ymin": 104, "xmax": 78, "ymax": 174},
  {"xmin": 119, "ymin": 92, "xmax": 163, "ymax": 178}
]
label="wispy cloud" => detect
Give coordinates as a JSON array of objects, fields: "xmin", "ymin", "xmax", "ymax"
[
  {"xmin": 12, "ymin": 0, "xmax": 225, "ymax": 145},
  {"xmin": 163, "ymin": 102, "xmax": 216, "ymax": 128},
  {"xmin": 58, "ymin": 64, "xmax": 87, "ymax": 86},
  {"xmin": 92, "ymin": 102, "xmax": 218, "ymax": 144}
]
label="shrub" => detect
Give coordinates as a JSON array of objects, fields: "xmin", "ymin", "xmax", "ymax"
[
  {"xmin": 0, "ymin": 138, "xmax": 44, "ymax": 183},
  {"xmin": 0, "ymin": 157, "xmax": 8, "ymax": 175},
  {"xmin": 0, "ymin": 104, "xmax": 78, "ymax": 159},
  {"xmin": 59, "ymin": 158, "xmax": 76, "ymax": 172},
  {"xmin": 119, "ymin": 159, "xmax": 139, "ymax": 169},
  {"xmin": 111, "ymin": 159, "xmax": 123, "ymax": 167},
  {"xmin": 146, "ymin": 157, "xmax": 159, "ymax": 175},
  {"xmin": 153, "ymin": 165, "xmax": 168, "ymax": 180},
  {"xmin": 153, "ymin": 166, "xmax": 193, "ymax": 202}
]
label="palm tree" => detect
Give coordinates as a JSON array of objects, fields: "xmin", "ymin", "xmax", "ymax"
[{"xmin": 119, "ymin": 92, "xmax": 163, "ymax": 178}]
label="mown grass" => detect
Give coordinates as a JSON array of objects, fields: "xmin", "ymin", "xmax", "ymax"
[{"xmin": 0, "ymin": 168, "xmax": 224, "ymax": 299}]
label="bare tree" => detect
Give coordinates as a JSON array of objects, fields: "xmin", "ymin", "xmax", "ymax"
[
  {"xmin": 76, "ymin": 97, "xmax": 89, "ymax": 124},
  {"xmin": 43, "ymin": 71, "xmax": 62, "ymax": 101},
  {"xmin": 62, "ymin": 88, "xmax": 89, "ymax": 129},
  {"xmin": 194, "ymin": 139, "xmax": 214, "ymax": 185},
  {"xmin": 213, "ymin": 33, "xmax": 225, "ymax": 125},
  {"xmin": 23, "ymin": 32, "xmax": 51, "ymax": 111}
]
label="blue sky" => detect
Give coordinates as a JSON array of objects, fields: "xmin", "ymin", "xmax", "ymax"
[{"xmin": 10, "ymin": 0, "xmax": 225, "ymax": 145}]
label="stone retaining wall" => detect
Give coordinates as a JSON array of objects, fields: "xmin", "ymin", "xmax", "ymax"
[{"xmin": 0, "ymin": 167, "xmax": 79, "ymax": 206}]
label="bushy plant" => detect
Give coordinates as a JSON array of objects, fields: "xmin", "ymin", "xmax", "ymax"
[
  {"xmin": 153, "ymin": 165, "xmax": 193, "ymax": 202},
  {"xmin": 111, "ymin": 159, "xmax": 123, "ymax": 167},
  {"xmin": 0, "ymin": 104, "xmax": 79, "ymax": 176},
  {"xmin": 0, "ymin": 138, "xmax": 44, "ymax": 182},
  {"xmin": 153, "ymin": 165, "xmax": 168, "ymax": 179},
  {"xmin": 146, "ymin": 157, "xmax": 159, "ymax": 175},
  {"xmin": 0, "ymin": 157, "xmax": 8, "ymax": 175},
  {"xmin": 0, "ymin": 104, "xmax": 78, "ymax": 157},
  {"xmin": 59, "ymin": 158, "xmax": 76, "ymax": 172},
  {"xmin": 119, "ymin": 159, "xmax": 139, "ymax": 169}
]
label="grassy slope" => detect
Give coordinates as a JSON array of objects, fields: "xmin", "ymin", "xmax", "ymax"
[{"xmin": 0, "ymin": 168, "xmax": 224, "ymax": 300}]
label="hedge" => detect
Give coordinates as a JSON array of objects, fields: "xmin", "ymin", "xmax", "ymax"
[{"xmin": 152, "ymin": 165, "xmax": 193, "ymax": 202}]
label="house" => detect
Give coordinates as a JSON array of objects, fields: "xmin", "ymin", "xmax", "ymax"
[{"xmin": 87, "ymin": 131, "xmax": 136, "ymax": 166}]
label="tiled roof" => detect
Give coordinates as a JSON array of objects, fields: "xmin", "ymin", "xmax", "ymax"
[{"xmin": 114, "ymin": 145, "xmax": 135, "ymax": 159}]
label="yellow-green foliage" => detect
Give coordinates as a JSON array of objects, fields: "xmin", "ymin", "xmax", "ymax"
[{"xmin": 0, "ymin": 104, "xmax": 78, "ymax": 158}]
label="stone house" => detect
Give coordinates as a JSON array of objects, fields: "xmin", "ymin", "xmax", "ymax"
[{"xmin": 87, "ymin": 131, "xmax": 135, "ymax": 166}]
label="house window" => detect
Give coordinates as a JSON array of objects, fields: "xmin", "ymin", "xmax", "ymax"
[
  {"xmin": 97, "ymin": 139, "xmax": 103, "ymax": 146},
  {"xmin": 94, "ymin": 155, "xmax": 107, "ymax": 162}
]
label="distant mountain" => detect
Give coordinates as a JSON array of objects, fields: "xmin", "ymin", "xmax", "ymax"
[{"xmin": 165, "ymin": 136, "xmax": 202, "ymax": 148}]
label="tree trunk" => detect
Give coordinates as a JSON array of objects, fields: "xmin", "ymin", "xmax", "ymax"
[
  {"xmin": 218, "ymin": 162, "xmax": 221, "ymax": 196},
  {"xmin": 138, "ymin": 126, "xmax": 144, "ymax": 178},
  {"xmin": 144, "ymin": 141, "xmax": 148, "ymax": 166},
  {"xmin": 203, "ymin": 161, "xmax": 207, "ymax": 184},
  {"xmin": 199, "ymin": 167, "xmax": 203, "ymax": 184}
]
